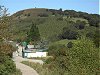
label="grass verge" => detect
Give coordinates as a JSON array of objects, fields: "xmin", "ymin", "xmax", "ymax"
[
  {"xmin": 10, "ymin": 69, "xmax": 22, "ymax": 75},
  {"xmin": 21, "ymin": 61, "xmax": 60, "ymax": 75}
]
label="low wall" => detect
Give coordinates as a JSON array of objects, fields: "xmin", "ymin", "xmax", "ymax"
[{"xmin": 25, "ymin": 52, "xmax": 48, "ymax": 58}]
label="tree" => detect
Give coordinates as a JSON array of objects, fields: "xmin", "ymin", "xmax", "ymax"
[
  {"xmin": 0, "ymin": 6, "xmax": 16, "ymax": 56},
  {"xmin": 64, "ymin": 10, "xmax": 79, "ymax": 17},
  {"xmin": 0, "ymin": 6, "xmax": 16, "ymax": 75},
  {"xmin": 88, "ymin": 14, "xmax": 100, "ymax": 27},
  {"xmin": 0, "ymin": 6, "xmax": 10, "ymax": 41},
  {"xmin": 27, "ymin": 23, "xmax": 40, "ymax": 42},
  {"xmin": 58, "ymin": 8, "xmax": 64, "ymax": 15},
  {"xmin": 75, "ymin": 20, "xmax": 85, "ymax": 30},
  {"xmin": 93, "ymin": 29, "xmax": 100, "ymax": 48},
  {"xmin": 59, "ymin": 27, "xmax": 78, "ymax": 40}
]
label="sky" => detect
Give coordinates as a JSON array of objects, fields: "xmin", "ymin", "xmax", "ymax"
[{"xmin": 0, "ymin": 0, "xmax": 99, "ymax": 15}]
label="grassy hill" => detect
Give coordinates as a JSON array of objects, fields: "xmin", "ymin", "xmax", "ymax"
[
  {"xmin": 12, "ymin": 8, "xmax": 52, "ymax": 19},
  {"xmin": 10, "ymin": 8, "xmax": 98, "ymax": 42}
]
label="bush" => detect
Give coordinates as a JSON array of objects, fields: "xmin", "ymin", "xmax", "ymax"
[
  {"xmin": 0, "ymin": 55, "xmax": 16, "ymax": 75},
  {"xmin": 0, "ymin": 64, "xmax": 8, "ymax": 75},
  {"xmin": 86, "ymin": 32, "xmax": 94, "ymax": 39},
  {"xmin": 59, "ymin": 27, "xmax": 78, "ymax": 40},
  {"xmin": 67, "ymin": 42, "xmax": 73, "ymax": 48},
  {"xmin": 67, "ymin": 39, "xmax": 99, "ymax": 75},
  {"xmin": 47, "ymin": 39, "xmax": 99, "ymax": 75},
  {"xmin": 46, "ymin": 44, "xmax": 69, "ymax": 75},
  {"xmin": 0, "ymin": 43, "xmax": 16, "ymax": 57},
  {"xmin": 75, "ymin": 20, "xmax": 86, "ymax": 30},
  {"xmin": 38, "ymin": 13, "xmax": 48, "ymax": 17},
  {"xmin": 47, "ymin": 44, "xmax": 65, "ymax": 56},
  {"xmin": 9, "ymin": 69, "xmax": 22, "ymax": 75},
  {"xmin": 57, "ymin": 17, "xmax": 63, "ymax": 21},
  {"xmin": 93, "ymin": 29, "xmax": 100, "ymax": 48}
]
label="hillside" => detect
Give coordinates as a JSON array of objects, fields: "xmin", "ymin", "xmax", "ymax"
[{"xmin": 10, "ymin": 8, "xmax": 99, "ymax": 41}]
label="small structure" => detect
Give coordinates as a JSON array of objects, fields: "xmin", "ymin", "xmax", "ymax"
[
  {"xmin": 14, "ymin": 41, "xmax": 48, "ymax": 58},
  {"xmin": 22, "ymin": 45, "xmax": 48, "ymax": 58},
  {"xmin": 22, "ymin": 49, "xmax": 48, "ymax": 58}
]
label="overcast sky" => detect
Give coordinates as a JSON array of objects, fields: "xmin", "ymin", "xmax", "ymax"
[{"xmin": 0, "ymin": 0, "xmax": 99, "ymax": 15}]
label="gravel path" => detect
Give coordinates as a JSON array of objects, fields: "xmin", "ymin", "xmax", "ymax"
[
  {"xmin": 15, "ymin": 62, "xmax": 38, "ymax": 75},
  {"xmin": 13, "ymin": 56, "xmax": 43, "ymax": 75}
]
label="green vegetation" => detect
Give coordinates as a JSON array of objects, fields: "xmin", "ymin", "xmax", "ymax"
[
  {"xmin": 22, "ymin": 39, "xmax": 99, "ymax": 75},
  {"xmin": 93, "ymin": 29, "xmax": 100, "ymax": 48},
  {"xmin": 0, "ymin": 6, "xmax": 22, "ymax": 75},
  {"xmin": 10, "ymin": 8, "xmax": 99, "ymax": 42},
  {"xmin": 0, "ymin": 55, "xmax": 16, "ymax": 75},
  {"xmin": 12, "ymin": 8, "xmax": 99, "ymax": 75},
  {"xmin": 11, "ymin": 8, "xmax": 99, "ymax": 46},
  {"xmin": 10, "ymin": 69, "xmax": 22, "ymax": 75},
  {"xmin": 27, "ymin": 23, "xmax": 40, "ymax": 43},
  {"xmin": 49, "ymin": 39, "xmax": 69, "ymax": 46},
  {"xmin": 0, "ymin": 43, "xmax": 16, "ymax": 57},
  {"xmin": 0, "ymin": 54, "xmax": 22, "ymax": 75},
  {"xmin": 22, "ymin": 61, "xmax": 62, "ymax": 75},
  {"xmin": 1, "ymin": 7, "xmax": 99, "ymax": 75}
]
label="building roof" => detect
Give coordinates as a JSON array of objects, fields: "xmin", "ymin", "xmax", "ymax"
[{"xmin": 23, "ymin": 48, "xmax": 48, "ymax": 53}]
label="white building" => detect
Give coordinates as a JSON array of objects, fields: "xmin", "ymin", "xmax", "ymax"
[
  {"xmin": 18, "ymin": 45, "xmax": 48, "ymax": 58},
  {"xmin": 23, "ymin": 50, "xmax": 48, "ymax": 58}
]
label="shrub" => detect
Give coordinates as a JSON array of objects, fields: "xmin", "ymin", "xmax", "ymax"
[
  {"xmin": 86, "ymin": 32, "xmax": 94, "ymax": 39},
  {"xmin": 59, "ymin": 27, "xmax": 78, "ymax": 40},
  {"xmin": 0, "ymin": 64, "xmax": 8, "ymax": 75},
  {"xmin": 57, "ymin": 17, "xmax": 63, "ymax": 21},
  {"xmin": 9, "ymin": 69, "xmax": 22, "ymax": 75},
  {"xmin": 93, "ymin": 29, "xmax": 100, "ymax": 48},
  {"xmin": 67, "ymin": 42, "xmax": 73, "ymax": 48},
  {"xmin": 67, "ymin": 39, "xmax": 99, "ymax": 75},
  {"xmin": 75, "ymin": 20, "xmax": 86, "ymax": 30},
  {"xmin": 0, "ymin": 43, "xmax": 16, "ymax": 57},
  {"xmin": 47, "ymin": 39, "xmax": 99, "ymax": 75},
  {"xmin": 38, "ymin": 13, "xmax": 48, "ymax": 17},
  {"xmin": 0, "ymin": 55, "xmax": 16, "ymax": 75}
]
